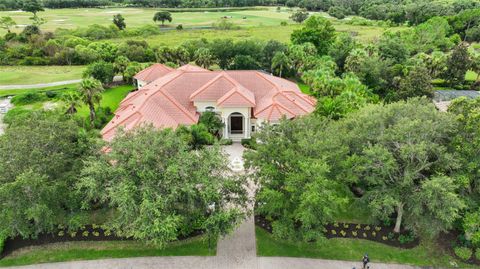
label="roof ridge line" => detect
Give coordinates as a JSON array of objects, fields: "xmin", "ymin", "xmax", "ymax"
[
  {"xmin": 189, "ymin": 72, "xmax": 237, "ymax": 100},
  {"xmin": 101, "ymin": 111, "xmax": 141, "ymax": 136},
  {"xmin": 278, "ymin": 91, "xmax": 310, "ymax": 113},
  {"xmin": 217, "ymin": 87, "xmax": 256, "ymax": 107},
  {"xmin": 131, "ymin": 70, "xmax": 189, "ymax": 121},
  {"xmin": 157, "ymin": 89, "xmax": 198, "ymax": 123},
  {"xmin": 274, "ymin": 101, "xmax": 296, "ymax": 116},
  {"xmin": 255, "ymin": 71, "xmax": 282, "ymax": 93}
]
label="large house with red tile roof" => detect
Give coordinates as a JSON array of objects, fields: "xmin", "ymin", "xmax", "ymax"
[{"xmin": 101, "ymin": 64, "xmax": 316, "ymax": 142}]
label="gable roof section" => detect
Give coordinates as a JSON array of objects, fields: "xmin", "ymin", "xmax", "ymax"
[
  {"xmin": 190, "ymin": 73, "xmax": 237, "ymax": 101},
  {"xmin": 255, "ymin": 102, "xmax": 296, "ymax": 121},
  {"xmin": 134, "ymin": 63, "xmax": 173, "ymax": 84},
  {"xmin": 217, "ymin": 85, "xmax": 256, "ymax": 107},
  {"xmin": 178, "ymin": 64, "xmax": 209, "ymax": 72}
]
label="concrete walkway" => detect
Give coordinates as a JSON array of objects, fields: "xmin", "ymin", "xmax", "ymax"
[
  {"xmin": 0, "ymin": 76, "xmax": 123, "ymax": 90},
  {"xmin": 5, "ymin": 255, "xmax": 433, "ymax": 269},
  {"xmin": 2, "ymin": 144, "xmax": 436, "ymax": 269},
  {"xmin": 0, "ymin": 80, "xmax": 82, "ymax": 90}
]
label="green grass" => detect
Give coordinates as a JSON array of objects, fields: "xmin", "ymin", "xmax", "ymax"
[
  {"xmin": 0, "ymin": 7, "xmax": 294, "ymax": 34},
  {"xmin": 0, "ymin": 7, "xmax": 402, "ymax": 44},
  {"xmin": 77, "ymin": 84, "xmax": 134, "ymax": 116},
  {"xmin": 0, "ymin": 84, "xmax": 79, "ymax": 97},
  {"xmin": 1, "ymin": 84, "xmax": 133, "ymax": 117},
  {"xmin": 0, "ymin": 66, "xmax": 84, "ymax": 85},
  {"xmin": 118, "ymin": 22, "xmax": 398, "ymax": 46},
  {"xmin": 297, "ymin": 82, "xmax": 311, "ymax": 95},
  {"xmin": 0, "ymin": 236, "xmax": 215, "ymax": 267},
  {"xmin": 256, "ymin": 227, "xmax": 472, "ymax": 268}
]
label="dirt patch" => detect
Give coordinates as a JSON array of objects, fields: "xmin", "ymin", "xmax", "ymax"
[{"xmin": 255, "ymin": 215, "xmax": 419, "ymax": 249}]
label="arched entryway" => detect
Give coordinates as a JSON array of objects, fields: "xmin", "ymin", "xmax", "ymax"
[{"xmin": 229, "ymin": 112, "xmax": 244, "ymax": 135}]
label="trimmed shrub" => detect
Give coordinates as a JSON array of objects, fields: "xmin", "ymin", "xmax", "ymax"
[
  {"xmin": 11, "ymin": 92, "xmax": 46, "ymax": 105},
  {"xmin": 454, "ymin": 246, "xmax": 473, "ymax": 261},
  {"xmin": 3, "ymin": 107, "xmax": 33, "ymax": 125},
  {"xmin": 241, "ymin": 138, "xmax": 257, "ymax": 149},
  {"xmin": 219, "ymin": 138, "xmax": 233, "ymax": 145},
  {"xmin": 398, "ymin": 232, "xmax": 415, "ymax": 244},
  {"xmin": 45, "ymin": 91, "xmax": 58, "ymax": 98}
]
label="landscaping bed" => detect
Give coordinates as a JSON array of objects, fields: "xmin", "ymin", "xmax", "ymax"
[
  {"xmin": 437, "ymin": 230, "xmax": 480, "ymax": 266},
  {"xmin": 255, "ymin": 215, "xmax": 419, "ymax": 249},
  {"xmin": 1, "ymin": 225, "xmax": 204, "ymax": 260}
]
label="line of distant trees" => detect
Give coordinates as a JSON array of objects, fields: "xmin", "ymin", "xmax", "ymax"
[
  {"xmin": 2, "ymin": 0, "xmax": 480, "ymax": 27},
  {"xmin": 0, "ymin": 0, "xmax": 285, "ymax": 10}
]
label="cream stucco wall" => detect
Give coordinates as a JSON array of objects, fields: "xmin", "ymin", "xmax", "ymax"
[
  {"xmin": 194, "ymin": 101, "xmax": 218, "ymax": 112},
  {"xmin": 137, "ymin": 80, "xmax": 147, "ymax": 88}
]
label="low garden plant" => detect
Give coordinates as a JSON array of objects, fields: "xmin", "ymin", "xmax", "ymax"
[{"xmin": 454, "ymin": 246, "xmax": 473, "ymax": 261}]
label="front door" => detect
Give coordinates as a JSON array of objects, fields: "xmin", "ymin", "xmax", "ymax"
[{"xmin": 230, "ymin": 115, "xmax": 243, "ymax": 134}]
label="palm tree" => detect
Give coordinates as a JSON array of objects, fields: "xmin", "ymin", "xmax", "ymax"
[
  {"xmin": 194, "ymin": 48, "xmax": 216, "ymax": 69},
  {"xmin": 61, "ymin": 91, "xmax": 81, "ymax": 115},
  {"xmin": 78, "ymin": 78, "xmax": 104, "ymax": 126},
  {"xmin": 271, "ymin": 51, "xmax": 291, "ymax": 78}
]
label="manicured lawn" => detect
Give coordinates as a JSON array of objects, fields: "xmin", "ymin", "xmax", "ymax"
[
  {"xmin": 0, "ymin": 7, "xmax": 293, "ymax": 34},
  {"xmin": 125, "ymin": 22, "xmax": 399, "ymax": 46},
  {"xmin": 0, "ymin": 84, "xmax": 79, "ymax": 97},
  {"xmin": 77, "ymin": 85, "xmax": 135, "ymax": 117},
  {"xmin": 0, "ymin": 7, "xmax": 402, "ymax": 44},
  {"xmin": 0, "ymin": 66, "xmax": 84, "ymax": 85},
  {"xmin": 297, "ymin": 82, "xmax": 311, "ymax": 95},
  {"xmin": 256, "ymin": 227, "xmax": 471, "ymax": 268},
  {"xmin": 0, "ymin": 236, "xmax": 215, "ymax": 267}
]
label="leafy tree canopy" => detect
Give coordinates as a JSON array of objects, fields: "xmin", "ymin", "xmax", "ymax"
[
  {"xmin": 337, "ymin": 99, "xmax": 464, "ymax": 236},
  {"xmin": 77, "ymin": 126, "xmax": 247, "ymax": 247},
  {"xmin": 291, "ymin": 15, "xmax": 336, "ymax": 56},
  {"xmin": 244, "ymin": 116, "xmax": 348, "ymax": 242},
  {"xmin": 153, "ymin": 11, "xmax": 172, "ymax": 26}
]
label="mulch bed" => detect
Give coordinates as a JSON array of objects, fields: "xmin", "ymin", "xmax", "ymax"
[
  {"xmin": 1, "ymin": 225, "xmax": 204, "ymax": 260},
  {"xmin": 255, "ymin": 215, "xmax": 419, "ymax": 249},
  {"xmin": 437, "ymin": 230, "xmax": 480, "ymax": 266}
]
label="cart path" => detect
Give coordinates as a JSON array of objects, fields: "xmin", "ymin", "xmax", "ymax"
[
  {"xmin": 0, "ymin": 80, "xmax": 82, "ymax": 90},
  {"xmin": 0, "ymin": 76, "xmax": 123, "ymax": 90}
]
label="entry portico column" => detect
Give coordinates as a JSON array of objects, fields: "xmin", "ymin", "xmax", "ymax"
[
  {"xmin": 223, "ymin": 116, "xmax": 229, "ymax": 139},
  {"xmin": 244, "ymin": 115, "xmax": 249, "ymax": 138}
]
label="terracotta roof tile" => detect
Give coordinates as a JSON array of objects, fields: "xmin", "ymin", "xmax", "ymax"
[
  {"xmin": 102, "ymin": 66, "xmax": 316, "ymax": 140},
  {"xmin": 134, "ymin": 63, "xmax": 173, "ymax": 83}
]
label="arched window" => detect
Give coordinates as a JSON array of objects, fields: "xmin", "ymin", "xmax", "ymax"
[{"xmin": 205, "ymin": 106, "xmax": 215, "ymax": 112}]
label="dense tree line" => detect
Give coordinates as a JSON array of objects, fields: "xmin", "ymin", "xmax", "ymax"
[
  {"xmin": 1, "ymin": 0, "xmax": 480, "ymax": 26},
  {"xmin": 246, "ymin": 97, "xmax": 480, "ymax": 248},
  {"xmin": 0, "ymin": 0, "xmax": 285, "ymax": 10}
]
